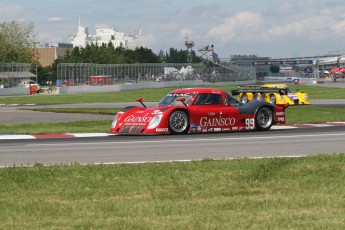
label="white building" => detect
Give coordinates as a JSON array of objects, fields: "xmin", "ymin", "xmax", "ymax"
[{"xmin": 71, "ymin": 19, "xmax": 141, "ymax": 49}]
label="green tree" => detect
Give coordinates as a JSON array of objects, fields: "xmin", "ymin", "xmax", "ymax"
[
  {"xmin": 0, "ymin": 20, "xmax": 36, "ymax": 63},
  {"xmin": 270, "ymin": 65, "xmax": 280, "ymax": 73},
  {"xmin": 163, "ymin": 47, "xmax": 202, "ymax": 63}
]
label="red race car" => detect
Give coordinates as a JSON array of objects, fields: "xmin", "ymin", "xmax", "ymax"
[{"xmin": 110, "ymin": 88, "xmax": 288, "ymax": 135}]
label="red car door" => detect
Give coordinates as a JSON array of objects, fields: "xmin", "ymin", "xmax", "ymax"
[{"xmin": 189, "ymin": 93, "xmax": 244, "ymax": 132}]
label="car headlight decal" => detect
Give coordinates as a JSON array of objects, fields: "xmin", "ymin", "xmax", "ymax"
[{"xmin": 148, "ymin": 115, "xmax": 162, "ymax": 129}]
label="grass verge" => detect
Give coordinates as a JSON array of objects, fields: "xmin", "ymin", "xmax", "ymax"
[{"xmin": 1, "ymin": 155, "xmax": 345, "ymax": 229}]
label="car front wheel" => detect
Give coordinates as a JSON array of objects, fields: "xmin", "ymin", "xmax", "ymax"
[
  {"xmin": 255, "ymin": 107, "xmax": 274, "ymax": 131},
  {"xmin": 168, "ymin": 110, "xmax": 189, "ymax": 134}
]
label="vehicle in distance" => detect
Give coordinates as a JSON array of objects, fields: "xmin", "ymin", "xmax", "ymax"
[
  {"xmin": 231, "ymin": 84, "xmax": 310, "ymax": 105},
  {"xmin": 20, "ymin": 80, "xmax": 42, "ymax": 93},
  {"xmin": 110, "ymin": 88, "xmax": 288, "ymax": 135}
]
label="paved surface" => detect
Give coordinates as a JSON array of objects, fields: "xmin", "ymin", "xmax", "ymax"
[
  {"xmin": 1, "ymin": 126, "xmax": 345, "ymax": 167},
  {"xmin": 1, "ymin": 122, "xmax": 345, "ymax": 140},
  {"xmin": 0, "ymin": 109, "xmax": 114, "ymax": 124},
  {"xmin": 0, "ymin": 102, "xmax": 157, "ymax": 125}
]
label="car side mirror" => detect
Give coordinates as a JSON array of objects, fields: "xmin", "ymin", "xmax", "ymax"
[
  {"xmin": 177, "ymin": 97, "xmax": 187, "ymax": 107},
  {"xmin": 136, "ymin": 97, "xmax": 146, "ymax": 108}
]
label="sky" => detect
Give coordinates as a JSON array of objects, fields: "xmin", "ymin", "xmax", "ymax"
[{"xmin": 2, "ymin": 0, "xmax": 345, "ymax": 59}]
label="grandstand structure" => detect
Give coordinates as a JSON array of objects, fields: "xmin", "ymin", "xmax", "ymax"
[{"xmin": 198, "ymin": 44, "xmax": 256, "ymax": 80}]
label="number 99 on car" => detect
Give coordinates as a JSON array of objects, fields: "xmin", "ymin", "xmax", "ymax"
[{"xmin": 246, "ymin": 118, "xmax": 255, "ymax": 130}]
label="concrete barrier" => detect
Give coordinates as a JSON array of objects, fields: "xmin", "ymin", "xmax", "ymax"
[
  {"xmin": 0, "ymin": 80, "xmax": 256, "ymax": 96},
  {"xmin": 0, "ymin": 87, "xmax": 29, "ymax": 96},
  {"xmin": 57, "ymin": 80, "xmax": 256, "ymax": 94}
]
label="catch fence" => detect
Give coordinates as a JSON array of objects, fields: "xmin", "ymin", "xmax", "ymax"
[
  {"xmin": 57, "ymin": 63, "xmax": 255, "ymax": 86},
  {"xmin": 0, "ymin": 63, "xmax": 35, "ymax": 88}
]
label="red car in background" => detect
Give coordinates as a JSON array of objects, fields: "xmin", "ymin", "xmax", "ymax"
[{"xmin": 110, "ymin": 88, "xmax": 288, "ymax": 135}]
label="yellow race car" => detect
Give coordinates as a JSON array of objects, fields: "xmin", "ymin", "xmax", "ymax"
[{"xmin": 231, "ymin": 84, "xmax": 310, "ymax": 105}]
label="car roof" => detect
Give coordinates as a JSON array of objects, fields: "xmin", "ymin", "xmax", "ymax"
[{"xmin": 169, "ymin": 88, "xmax": 225, "ymax": 94}]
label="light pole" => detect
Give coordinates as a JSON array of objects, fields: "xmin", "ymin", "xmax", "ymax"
[{"xmin": 35, "ymin": 65, "xmax": 38, "ymax": 83}]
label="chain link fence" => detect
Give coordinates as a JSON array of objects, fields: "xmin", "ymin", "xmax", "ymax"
[
  {"xmin": 0, "ymin": 63, "xmax": 35, "ymax": 88},
  {"xmin": 57, "ymin": 63, "xmax": 256, "ymax": 86}
]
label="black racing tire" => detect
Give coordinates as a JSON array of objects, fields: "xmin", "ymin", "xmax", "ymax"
[
  {"xmin": 240, "ymin": 93, "xmax": 248, "ymax": 104},
  {"xmin": 269, "ymin": 94, "xmax": 276, "ymax": 104},
  {"xmin": 255, "ymin": 107, "xmax": 274, "ymax": 131},
  {"xmin": 168, "ymin": 110, "xmax": 189, "ymax": 134}
]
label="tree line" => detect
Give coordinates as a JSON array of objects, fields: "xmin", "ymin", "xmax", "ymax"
[{"xmin": 0, "ymin": 20, "xmax": 202, "ymax": 84}]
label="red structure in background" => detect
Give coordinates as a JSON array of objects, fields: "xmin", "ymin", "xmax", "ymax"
[{"xmin": 89, "ymin": 76, "xmax": 113, "ymax": 85}]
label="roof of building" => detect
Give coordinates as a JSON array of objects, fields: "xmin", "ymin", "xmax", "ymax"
[{"xmin": 0, "ymin": 71, "xmax": 36, "ymax": 78}]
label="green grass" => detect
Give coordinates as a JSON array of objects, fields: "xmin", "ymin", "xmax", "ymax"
[
  {"xmin": 1, "ymin": 155, "xmax": 345, "ymax": 229},
  {"xmin": 286, "ymin": 106, "xmax": 345, "ymax": 124},
  {"xmin": 286, "ymin": 84, "xmax": 345, "ymax": 99},
  {"xmin": 0, "ymin": 87, "xmax": 175, "ymax": 105},
  {"xmin": 22, "ymin": 107, "xmax": 121, "ymax": 115},
  {"xmin": 0, "ymin": 120, "xmax": 111, "ymax": 134}
]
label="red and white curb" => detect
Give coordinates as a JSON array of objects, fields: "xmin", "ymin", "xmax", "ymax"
[
  {"xmin": 1, "ymin": 122, "xmax": 345, "ymax": 140},
  {"xmin": 0, "ymin": 133, "xmax": 113, "ymax": 140}
]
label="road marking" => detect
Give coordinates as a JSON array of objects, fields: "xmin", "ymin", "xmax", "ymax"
[{"xmin": 26, "ymin": 132, "xmax": 345, "ymax": 147}]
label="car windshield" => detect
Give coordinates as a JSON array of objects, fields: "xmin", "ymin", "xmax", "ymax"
[{"xmin": 158, "ymin": 93, "xmax": 194, "ymax": 106}]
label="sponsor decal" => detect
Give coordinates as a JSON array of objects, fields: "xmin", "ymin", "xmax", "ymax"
[
  {"xmin": 200, "ymin": 115, "xmax": 236, "ymax": 127},
  {"xmin": 152, "ymin": 110, "xmax": 163, "ymax": 115},
  {"xmin": 167, "ymin": 93, "xmax": 192, "ymax": 97},
  {"xmin": 222, "ymin": 128, "xmax": 231, "ymax": 131},
  {"xmin": 125, "ymin": 123, "xmax": 146, "ymax": 126},
  {"xmin": 276, "ymin": 112, "xmax": 285, "ymax": 116},
  {"xmin": 124, "ymin": 113, "xmax": 153, "ymax": 123},
  {"xmin": 213, "ymin": 128, "xmax": 221, "ymax": 132},
  {"xmin": 156, "ymin": 128, "xmax": 169, "ymax": 132},
  {"xmin": 278, "ymin": 117, "xmax": 285, "ymax": 122},
  {"xmin": 191, "ymin": 123, "xmax": 198, "ymax": 132},
  {"xmin": 197, "ymin": 126, "xmax": 202, "ymax": 132},
  {"xmin": 208, "ymin": 112, "xmax": 216, "ymax": 116},
  {"xmin": 232, "ymin": 127, "xmax": 239, "ymax": 131}
]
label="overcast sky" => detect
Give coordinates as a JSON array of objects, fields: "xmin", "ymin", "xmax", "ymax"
[{"xmin": 2, "ymin": 0, "xmax": 345, "ymax": 59}]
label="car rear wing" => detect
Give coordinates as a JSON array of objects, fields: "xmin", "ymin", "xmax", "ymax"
[{"xmin": 231, "ymin": 88, "xmax": 287, "ymax": 96}]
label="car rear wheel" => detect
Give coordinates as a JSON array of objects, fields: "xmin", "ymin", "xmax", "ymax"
[
  {"xmin": 240, "ymin": 93, "xmax": 248, "ymax": 103},
  {"xmin": 269, "ymin": 94, "xmax": 276, "ymax": 104},
  {"xmin": 255, "ymin": 107, "xmax": 273, "ymax": 131},
  {"xmin": 169, "ymin": 110, "xmax": 189, "ymax": 134}
]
